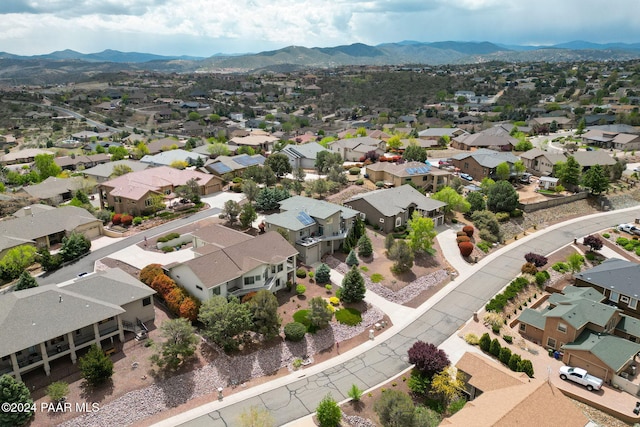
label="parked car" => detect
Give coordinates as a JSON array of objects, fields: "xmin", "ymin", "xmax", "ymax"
[
  {"xmin": 460, "ymin": 173, "xmax": 473, "ymax": 181},
  {"xmin": 618, "ymin": 223, "xmax": 640, "ymax": 235},
  {"xmin": 519, "ymin": 173, "xmax": 532, "ymax": 184},
  {"xmin": 559, "ymin": 366, "xmax": 603, "ymax": 391}
]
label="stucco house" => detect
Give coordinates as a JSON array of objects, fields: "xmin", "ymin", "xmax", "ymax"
[
  {"xmin": 54, "ymin": 154, "xmax": 110, "ymax": 171},
  {"xmin": 0, "ymin": 204, "xmax": 103, "ymax": 257},
  {"xmin": 264, "ymin": 196, "xmax": 360, "ymax": 265},
  {"xmin": 581, "ymin": 129, "xmax": 640, "ymax": 151},
  {"xmin": 517, "ymin": 285, "xmax": 640, "ymax": 384},
  {"xmin": 418, "ymin": 127, "xmax": 467, "ymax": 141},
  {"xmin": 140, "ymin": 149, "xmax": 209, "ymax": 167},
  {"xmin": 280, "ymin": 142, "xmax": 328, "ymax": 169},
  {"xmin": 145, "ymin": 138, "xmax": 187, "ymax": 155},
  {"xmin": 343, "ymin": 184, "xmax": 446, "ymax": 233},
  {"xmin": 204, "ymin": 154, "xmax": 266, "ymax": 177},
  {"xmin": 364, "ymin": 161, "xmax": 450, "ymax": 192},
  {"xmin": 0, "ymin": 268, "xmax": 155, "ymax": 381},
  {"xmin": 22, "ymin": 176, "xmax": 91, "ymax": 205},
  {"xmin": 450, "ymin": 126, "xmax": 517, "ymax": 151},
  {"xmin": 519, "ymin": 148, "xmax": 566, "ymax": 176},
  {"xmin": 98, "ymin": 166, "xmax": 223, "ymax": 215},
  {"xmin": 450, "ymin": 149, "xmax": 521, "ymax": 181},
  {"xmin": 229, "ymin": 131, "xmax": 279, "ymax": 152},
  {"xmin": 166, "ymin": 228, "xmax": 297, "ymax": 301},
  {"xmin": 82, "ymin": 159, "xmax": 150, "ymax": 183},
  {"xmin": 328, "ymin": 136, "xmax": 385, "ymax": 161}
]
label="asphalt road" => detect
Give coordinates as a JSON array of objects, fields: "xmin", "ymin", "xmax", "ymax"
[
  {"xmin": 170, "ymin": 207, "xmax": 640, "ymax": 427},
  {"xmin": 38, "ymin": 207, "xmax": 221, "ymax": 285}
]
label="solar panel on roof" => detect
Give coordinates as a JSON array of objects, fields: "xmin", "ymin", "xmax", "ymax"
[
  {"xmin": 406, "ymin": 168, "xmax": 415, "ymax": 175},
  {"xmin": 234, "ymin": 155, "xmax": 259, "ymax": 167},
  {"xmin": 296, "ymin": 211, "xmax": 315, "ymax": 226},
  {"xmin": 212, "ymin": 163, "xmax": 233, "ymax": 174}
]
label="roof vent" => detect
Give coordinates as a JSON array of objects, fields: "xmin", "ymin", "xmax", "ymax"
[{"xmin": 59, "ymin": 295, "xmax": 63, "ymax": 303}]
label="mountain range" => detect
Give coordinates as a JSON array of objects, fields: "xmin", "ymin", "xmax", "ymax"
[{"xmin": 1, "ymin": 40, "xmax": 640, "ymax": 84}]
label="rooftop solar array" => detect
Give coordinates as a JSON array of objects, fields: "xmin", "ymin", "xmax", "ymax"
[
  {"xmin": 296, "ymin": 211, "xmax": 315, "ymax": 226},
  {"xmin": 406, "ymin": 164, "xmax": 431, "ymax": 175},
  {"xmin": 211, "ymin": 163, "xmax": 233, "ymax": 174},
  {"xmin": 234, "ymin": 155, "xmax": 260, "ymax": 167}
]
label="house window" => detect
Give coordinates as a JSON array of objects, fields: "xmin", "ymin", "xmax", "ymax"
[
  {"xmin": 271, "ymin": 266, "xmax": 276, "ymax": 274},
  {"xmin": 519, "ymin": 323, "xmax": 526, "ymax": 332},
  {"xmin": 395, "ymin": 217, "xmax": 402, "ymax": 228},
  {"xmin": 547, "ymin": 337, "xmax": 557, "ymax": 349},
  {"xmin": 145, "ymin": 198, "xmax": 153, "ymax": 207},
  {"xmin": 610, "ymin": 291, "xmax": 619, "ymax": 303},
  {"xmin": 75, "ymin": 329, "xmax": 82, "ymax": 336},
  {"xmin": 114, "ymin": 197, "xmax": 122, "ymax": 203},
  {"xmin": 630, "ymin": 299, "xmax": 638, "ymax": 310},
  {"xmin": 405, "ymin": 178, "xmax": 411, "ymax": 182},
  {"xmin": 278, "ymin": 264, "xmax": 283, "ymax": 272},
  {"xmin": 244, "ymin": 276, "xmax": 255, "ymax": 285},
  {"xmin": 212, "ymin": 287, "xmax": 221, "ymax": 295},
  {"xmin": 620, "ymin": 295, "xmax": 630, "ymax": 304},
  {"xmin": 379, "ymin": 218, "xmax": 385, "ymax": 223},
  {"xmin": 164, "ymin": 189, "xmax": 171, "ymax": 195},
  {"xmin": 557, "ymin": 323, "xmax": 567, "ymax": 334},
  {"xmin": 142, "ymin": 297, "xmax": 151, "ymax": 306}
]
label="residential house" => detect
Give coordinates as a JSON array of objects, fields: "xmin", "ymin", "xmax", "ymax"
[
  {"xmin": 574, "ymin": 258, "xmax": 640, "ymax": 319},
  {"xmin": 584, "ymin": 114, "xmax": 617, "ymax": 126},
  {"xmin": 519, "ymin": 148, "xmax": 566, "ymax": 176},
  {"xmin": 280, "ymin": 142, "xmax": 328, "ymax": 169},
  {"xmin": 204, "ymin": 154, "xmax": 266, "ymax": 177},
  {"xmin": 82, "ymin": 160, "xmax": 150, "ymax": 183},
  {"xmin": 451, "ymin": 149, "xmax": 521, "ymax": 181},
  {"xmin": 0, "ymin": 204, "xmax": 103, "ymax": 256},
  {"xmin": 517, "ymin": 285, "xmax": 640, "ymax": 383},
  {"xmin": 0, "ymin": 268, "xmax": 155, "ymax": 381},
  {"xmin": 528, "ymin": 116, "xmax": 574, "ymax": 130},
  {"xmin": 81, "ymin": 140, "xmax": 120, "ymax": 153},
  {"xmin": 417, "ymin": 127, "xmax": 467, "ymax": 141},
  {"xmin": 344, "ymin": 184, "xmax": 447, "ymax": 233},
  {"xmin": 264, "ymin": 196, "xmax": 360, "ymax": 265},
  {"xmin": 451, "ymin": 126, "xmax": 518, "ymax": 151},
  {"xmin": 328, "ymin": 136, "xmax": 386, "ymax": 161},
  {"xmin": 364, "ymin": 161, "xmax": 450, "ymax": 192},
  {"xmin": 166, "ymin": 229, "xmax": 297, "ymax": 301},
  {"xmin": 98, "ymin": 166, "xmax": 223, "ymax": 215},
  {"xmin": 146, "ymin": 138, "xmax": 187, "ymax": 155},
  {"xmin": 229, "ymin": 131, "xmax": 279, "ymax": 152},
  {"xmin": 445, "ymin": 352, "xmax": 589, "ymax": 427},
  {"xmin": 581, "ymin": 129, "xmax": 640, "ymax": 151},
  {"xmin": 140, "ymin": 149, "xmax": 208, "ymax": 167},
  {"xmin": 571, "ymin": 151, "xmax": 617, "ymax": 171},
  {"xmin": 54, "ymin": 154, "xmax": 110, "ymax": 171},
  {"xmin": 0, "ymin": 149, "xmax": 54, "ymax": 165},
  {"xmin": 22, "ymin": 176, "xmax": 90, "ymax": 205}
]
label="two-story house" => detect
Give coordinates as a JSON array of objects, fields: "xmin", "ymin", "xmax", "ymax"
[
  {"xmin": 264, "ymin": 196, "xmax": 360, "ymax": 265},
  {"xmin": 364, "ymin": 161, "xmax": 451, "ymax": 192},
  {"xmin": 166, "ymin": 227, "xmax": 298, "ymax": 301},
  {"xmin": 519, "ymin": 148, "xmax": 567, "ymax": 176}
]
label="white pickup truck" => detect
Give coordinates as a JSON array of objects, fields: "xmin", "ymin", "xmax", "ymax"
[{"xmin": 559, "ymin": 366, "xmax": 603, "ymax": 391}]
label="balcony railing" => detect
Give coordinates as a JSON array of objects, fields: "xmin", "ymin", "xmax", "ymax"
[
  {"xmin": 296, "ymin": 229, "xmax": 347, "ymax": 246},
  {"xmin": 47, "ymin": 343, "xmax": 70, "ymax": 358},
  {"xmin": 18, "ymin": 354, "xmax": 42, "ymax": 368},
  {"xmin": 228, "ymin": 277, "xmax": 275, "ymax": 297},
  {"xmin": 99, "ymin": 324, "xmax": 119, "ymax": 337},
  {"xmin": 74, "ymin": 334, "xmax": 95, "ymax": 346}
]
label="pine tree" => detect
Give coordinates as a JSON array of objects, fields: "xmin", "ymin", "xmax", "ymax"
[
  {"xmin": 341, "ymin": 266, "xmax": 366, "ymax": 303},
  {"xmin": 78, "ymin": 345, "xmax": 114, "ymax": 386},
  {"xmin": 345, "ymin": 249, "xmax": 359, "ymax": 267},
  {"xmin": 315, "ymin": 263, "xmax": 331, "ymax": 284},
  {"xmin": 357, "ymin": 233, "xmax": 373, "ymax": 258},
  {"xmin": 0, "ymin": 375, "xmax": 34, "ymax": 426},
  {"xmin": 14, "ymin": 271, "xmax": 38, "ymax": 291}
]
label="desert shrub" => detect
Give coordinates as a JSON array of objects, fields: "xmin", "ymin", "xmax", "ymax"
[
  {"xmin": 370, "ymin": 273, "xmax": 384, "ymax": 283},
  {"xmin": 484, "ymin": 312, "xmax": 503, "ymax": 329},
  {"xmin": 478, "ymin": 229, "xmax": 498, "ymax": 243},
  {"xmin": 499, "ymin": 347, "xmax": 512, "ymax": 365},
  {"xmin": 521, "ymin": 262, "xmax": 538, "ymax": 275},
  {"xmin": 535, "ymin": 271, "xmax": 549, "ymax": 286},
  {"xmin": 477, "ymin": 241, "xmax": 491, "ymax": 253},
  {"xmin": 585, "ymin": 252, "xmax": 596, "ymax": 261},
  {"xmin": 375, "ymin": 181, "xmax": 384, "ymax": 188},
  {"xmin": 495, "ymin": 212, "xmax": 510, "ymax": 222},
  {"xmin": 602, "ymin": 233, "xmax": 610, "ymax": 238},
  {"xmin": 296, "ymin": 268, "xmax": 307, "ymax": 278},
  {"xmin": 133, "ymin": 216, "xmax": 143, "ymax": 225},
  {"xmin": 462, "ymin": 225, "xmax": 474, "ymax": 237},
  {"xmin": 524, "ymin": 252, "xmax": 548, "ymax": 267},
  {"xmin": 456, "ymin": 231, "xmax": 467, "ymax": 237},
  {"xmin": 335, "ymin": 308, "xmax": 362, "ymax": 326},
  {"xmin": 551, "ymin": 262, "xmax": 569, "ymax": 272},
  {"xmin": 464, "ymin": 333, "xmax": 479, "ymax": 345},
  {"xmin": 456, "ymin": 235, "xmax": 471, "ymax": 243},
  {"xmin": 157, "ymin": 232, "xmax": 180, "ymax": 243},
  {"xmin": 458, "ymin": 241, "xmax": 474, "ymax": 257},
  {"xmin": 489, "ymin": 339, "xmax": 501, "ymax": 357},
  {"xmin": 355, "ymin": 179, "xmax": 364, "ymax": 185},
  {"xmin": 616, "ymin": 237, "xmax": 629, "ymax": 246},
  {"xmin": 161, "ymin": 246, "xmax": 175, "ymax": 253},
  {"xmin": 625, "ymin": 243, "xmax": 635, "ymax": 251},
  {"xmin": 349, "ymin": 167, "xmax": 361, "ymax": 175},
  {"xmin": 479, "ymin": 333, "xmax": 491, "ymax": 352},
  {"xmin": 503, "ymin": 335, "xmax": 513, "ymax": 344},
  {"xmin": 296, "ymin": 284, "xmax": 306, "ymax": 295},
  {"xmin": 284, "ymin": 322, "xmax": 307, "ymax": 341},
  {"xmin": 510, "ymin": 208, "xmax": 523, "ymax": 217}
]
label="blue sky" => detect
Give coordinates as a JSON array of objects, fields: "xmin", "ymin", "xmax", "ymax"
[{"xmin": 0, "ymin": 0, "xmax": 638, "ymax": 56}]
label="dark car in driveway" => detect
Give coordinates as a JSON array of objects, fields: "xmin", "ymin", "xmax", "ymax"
[{"xmin": 460, "ymin": 173, "xmax": 473, "ymax": 181}]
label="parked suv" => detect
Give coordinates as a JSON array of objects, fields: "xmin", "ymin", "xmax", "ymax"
[{"xmin": 618, "ymin": 223, "xmax": 640, "ymax": 235}]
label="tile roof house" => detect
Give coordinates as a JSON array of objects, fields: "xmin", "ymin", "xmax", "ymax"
[
  {"xmin": 264, "ymin": 196, "xmax": 360, "ymax": 265},
  {"xmin": 328, "ymin": 136, "xmax": 386, "ymax": 161},
  {"xmin": 444, "ymin": 353, "xmax": 589, "ymax": 427},
  {"xmin": 82, "ymin": 159, "xmax": 149, "ymax": 183},
  {"xmin": 98, "ymin": 166, "xmax": 223, "ymax": 215},
  {"xmin": 364, "ymin": 161, "xmax": 451, "ymax": 192},
  {"xmin": 140, "ymin": 149, "xmax": 208, "ymax": 167},
  {"xmin": 451, "ymin": 149, "xmax": 521, "ymax": 181},
  {"xmin": 21, "ymin": 176, "xmax": 90, "ymax": 205},
  {"xmin": 280, "ymin": 142, "xmax": 328, "ymax": 169},
  {"xmin": 166, "ymin": 228, "xmax": 297, "ymax": 301},
  {"xmin": 0, "ymin": 268, "xmax": 155, "ymax": 381},
  {"xmin": 344, "ymin": 184, "xmax": 447, "ymax": 233},
  {"xmin": 0, "ymin": 204, "xmax": 103, "ymax": 257},
  {"xmin": 519, "ymin": 148, "xmax": 567, "ymax": 176},
  {"xmin": 451, "ymin": 126, "xmax": 518, "ymax": 151},
  {"xmin": 204, "ymin": 154, "xmax": 266, "ymax": 177},
  {"xmin": 517, "ymin": 285, "xmax": 640, "ymax": 384}
]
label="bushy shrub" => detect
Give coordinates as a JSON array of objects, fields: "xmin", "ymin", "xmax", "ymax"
[
  {"xmin": 479, "ymin": 333, "xmax": 491, "ymax": 352},
  {"xmin": 407, "ymin": 341, "xmax": 450, "ymax": 379},
  {"xmin": 296, "ymin": 269, "xmax": 307, "ymax": 278},
  {"xmin": 517, "ymin": 359, "xmax": 535, "ymax": 378},
  {"xmin": 133, "ymin": 216, "xmax": 143, "ymax": 225},
  {"xmin": 157, "ymin": 232, "xmax": 180, "ymax": 243},
  {"xmin": 479, "ymin": 229, "xmax": 498, "ymax": 243},
  {"xmin": 602, "ymin": 233, "xmax": 610, "ymax": 238},
  {"xmin": 477, "ymin": 241, "xmax": 491, "ymax": 253},
  {"xmin": 462, "ymin": 225, "xmax": 474, "ymax": 237},
  {"xmin": 499, "ymin": 347, "xmax": 512, "ymax": 365},
  {"xmin": 121, "ymin": 214, "xmax": 133, "ymax": 226},
  {"xmin": 535, "ymin": 270, "xmax": 549, "ymax": 286},
  {"xmin": 375, "ymin": 181, "xmax": 384, "ymax": 188},
  {"xmin": 510, "ymin": 209, "xmax": 523, "ymax": 217},
  {"xmin": 112, "ymin": 213, "xmax": 122, "ymax": 225},
  {"xmin": 489, "ymin": 338, "xmax": 501, "ymax": 356},
  {"xmin": 464, "ymin": 333, "xmax": 479, "ymax": 345},
  {"xmin": 355, "ymin": 179, "xmax": 364, "ymax": 185},
  {"xmin": 456, "ymin": 235, "xmax": 471, "ymax": 243},
  {"xmin": 161, "ymin": 246, "xmax": 175, "ymax": 252},
  {"xmin": 349, "ymin": 167, "xmax": 361, "ymax": 175},
  {"xmin": 508, "ymin": 353, "xmax": 521, "ymax": 371},
  {"xmin": 296, "ymin": 284, "xmax": 306, "ymax": 295},
  {"xmin": 521, "ymin": 262, "xmax": 538, "ymax": 275},
  {"xmin": 329, "ymin": 296, "xmax": 340, "ymax": 306},
  {"xmin": 616, "ymin": 237, "xmax": 629, "ymax": 246},
  {"xmin": 495, "ymin": 212, "xmax": 510, "ymax": 222},
  {"xmin": 524, "ymin": 252, "xmax": 548, "ymax": 267},
  {"xmin": 458, "ymin": 241, "xmax": 474, "ymax": 257},
  {"xmin": 583, "ymin": 234, "xmax": 603, "ymax": 251},
  {"xmin": 456, "ymin": 230, "xmax": 467, "ymax": 237},
  {"xmin": 139, "ymin": 263, "xmax": 164, "ymax": 286},
  {"xmin": 503, "ymin": 335, "xmax": 513, "ymax": 344},
  {"xmin": 284, "ymin": 322, "xmax": 306, "ymax": 341},
  {"xmin": 552, "ymin": 262, "xmax": 569, "ymax": 272}
]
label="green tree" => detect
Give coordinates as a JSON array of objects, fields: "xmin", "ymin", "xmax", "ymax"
[
  {"xmin": 567, "ymin": 253, "xmax": 585, "ymax": 273},
  {"xmin": 374, "ymin": 389, "xmax": 416, "ymax": 427},
  {"xmin": 208, "ymin": 142, "xmax": 230, "ymax": 157},
  {"xmin": 134, "ymin": 142, "xmax": 150, "ymax": 159},
  {"xmin": 315, "ymin": 394, "xmax": 341, "ymax": 427},
  {"xmin": 430, "ymin": 367, "xmax": 465, "ymax": 407},
  {"xmin": 514, "ymin": 139, "xmax": 533, "ymax": 151},
  {"xmin": 480, "ymin": 177, "xmax": 496, "ymax": 194},
  {"xmin": 357, "ymin": 233, "xmax": 373, "ymax": 258},
  {"xmin": 59, "ymin": 232, "xmax": 91, "ymax": 262},
  {"xmin": 466, "ymin": 191, "xmax": 486, "ymax": 214},
  {"xmin": 293, "ymin": 167, "xmax": 306, "ymax": 183},
  {"xmin": 315, "ymin": 263, "xmax": 331, "ymax": 284},
  {"xmin": 238, "ymin": 406, "xmax": 275, "ymax": 427},
  {"xmin": 388, "ymin": 240, "xmax": 414, "ymax": 272},
  {"xmin": 315, "ymin": 151, "xmax": 342, "ymax": 174},
  {"xmin": 111, "ymin": 164, "xmax": 133, "ymax": 177},
  {"xmin": 513, "ymin": 160, "xmax": 526, "ymax": 181},
  {"xmin": 576, "ymin": 118, "xmax": 586, "ymax": 135},
  {"xmin": 37, "ymin": 246, "xmax": 62, "ymax": 272},
  {"xmin": 255, "ymin": 187, "xmax": 291, "ymax": 211},
  {"xmin": 555, "ymin": 156, "xmax": 581, "ymax": 189},
  {"xmin": 402, "ymin": 142, "xmax": 427, "ymax": 162},
  {"xmin": 311, "ymin": 178, "xmax": 330, "ymax": 198},
  {"xmin": 327, "ymin": 165, "xmax": 347, "ymax": 185},
  {"xmin": 241, "ymin": 180, "xmax": 259, "ymax": 205},
  {"xmin": 46, "ymin": 381, "xmax": 69, "ymax": 403},
  {"xmin": 346, "ymin": 249, "xmax": 359, "ymax": 267},
  {"xmin": 384, "ymin": 233, "xmax": 395, "ymax": 251},
  {"xmin": 247, "ymin": 290, "xmax": 281, "ymax": 340},
  {"xmin": 0, "ymin": 374, "xmax": 34, "ymax": 426},
  {"xmin": 581, "ymin": 164, "xmax": 609, "ymax": 195},
  {"xmin": 239, "ymin": 203, "xmax": 257, "ymax": 228},
  {"xmin": 223, "ymin": 200, "xmax": 241, "ymax": 225},
  {"xmin": 108, "ymin": 146, "xmax": 129, "ymax": 161},
  {"xmin": 308, "ymin": 296, "xmax": 333, "ymax": 330},
  {"xmin": 413, "ymin": 406, "xmax": 441, "ymax": 427},
  {"xmin": 386, "ymin": 135, "xmax": 402, "ymax": 151},
  {"xmin": 341, "ymin": 266, "xmax": 366, "ymax": 303},
  {"xmin": 486, "ymin": 180, "xmax": 519, "ymax": 213},
  {"xmin": 14, "ymin": 271, "xmax": 38, "ymax": 291},
  {"xmin": 0, "ymin": 245, "xmax": 37, "ymax": 281},
  {"xmin": 265, "ymin": 153, "xmax": 292, "ymax": 178},
  {"xmin": 431, "ymin": 186, "xmax": 470, "ymax": 219},
  {"xmin": 151, "ymin": 318, "xmax": 199, "ymax": 370},
  {"xmin": 495, "ymin": 162, "xmax": 511, "ymax": 181},
  {"xmin": 407, "ymin": 211, "xmax": 436, "ymax": 254},
  {"xmin": 199, "ymin": 295, "xmax": 253, "ymax": 352},
  {"xmin": 78, "ymin": 344, "xmax": 114, "ymax": 386},
  {"xmin": 34, "ymin": 153, "xmax": 61, "ymax": 180}
]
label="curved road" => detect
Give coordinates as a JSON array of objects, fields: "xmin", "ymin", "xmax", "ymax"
[{"xmin": 158, "ymin": 206, "xmax": 640, "ymax": 427}]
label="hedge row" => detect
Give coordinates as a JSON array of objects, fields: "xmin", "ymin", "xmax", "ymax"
[
  {"xmin": 157, "ymin": 232, "xmax": 181, "ymax": 243},
  {"xmin": 139, "ymin": 264, "xmax": 200, "ymax": 321},
  {"xmin": 485, "ymin": 276, "xmax": 529, "ymax": 313},
  {"xmin": 479, "ymin": 333, "xmax": 534, "ymax": 378}
]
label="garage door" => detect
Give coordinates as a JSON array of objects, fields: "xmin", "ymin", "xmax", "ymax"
[{"xmin": 566, "ymin": 353, "xmax": 609, "ymax": 381}]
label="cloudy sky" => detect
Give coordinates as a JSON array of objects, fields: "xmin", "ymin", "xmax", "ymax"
[{"xmin": 0, "ymin": 0, "xmax": 638, "ymax": 57}]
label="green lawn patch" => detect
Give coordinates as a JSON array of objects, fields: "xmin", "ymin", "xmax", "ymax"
[
  {"xmin": 370, "ymin": 273, "xmax": 384, "ymax": 283},
  {"xmin": 292, "ymin": 309, "xmax": 317, "ymax": 333},
  {"xmin": 335, "ymin": 308, "xmax": 362, "ymax": 326}
]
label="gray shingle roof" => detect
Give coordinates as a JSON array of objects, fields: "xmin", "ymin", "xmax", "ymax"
[
  {"xmin": 83, "ymin": 160, "xmax": 149, "ymax": 179},
  {"xmin": 281, "ymin": 142, "xmax": 327, "ymax": 160},
  {"xmin": 22, "ymin": 176, "xmax": 86, "ymax": 200},
  {"xmin": 451, "ymin": 149, "xmax": 520, "ymax": 168},
  {"xmin": 571, "ymin": 151, "xmax": 616, "ymax": 167},
  {"xmin": 562, "ymin": 330, "xmax": 640, "ymax": 373},
  {"xmin": 575, "ymin": 258, "xmax": 640, "ymax": 298},
  {"xmin": 277, "ymin": 196, "xmax": 359, "ymax": 221},
  {"xmin": 344, "ymin": 184, "xmax": 446, "ymax": 217}
]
